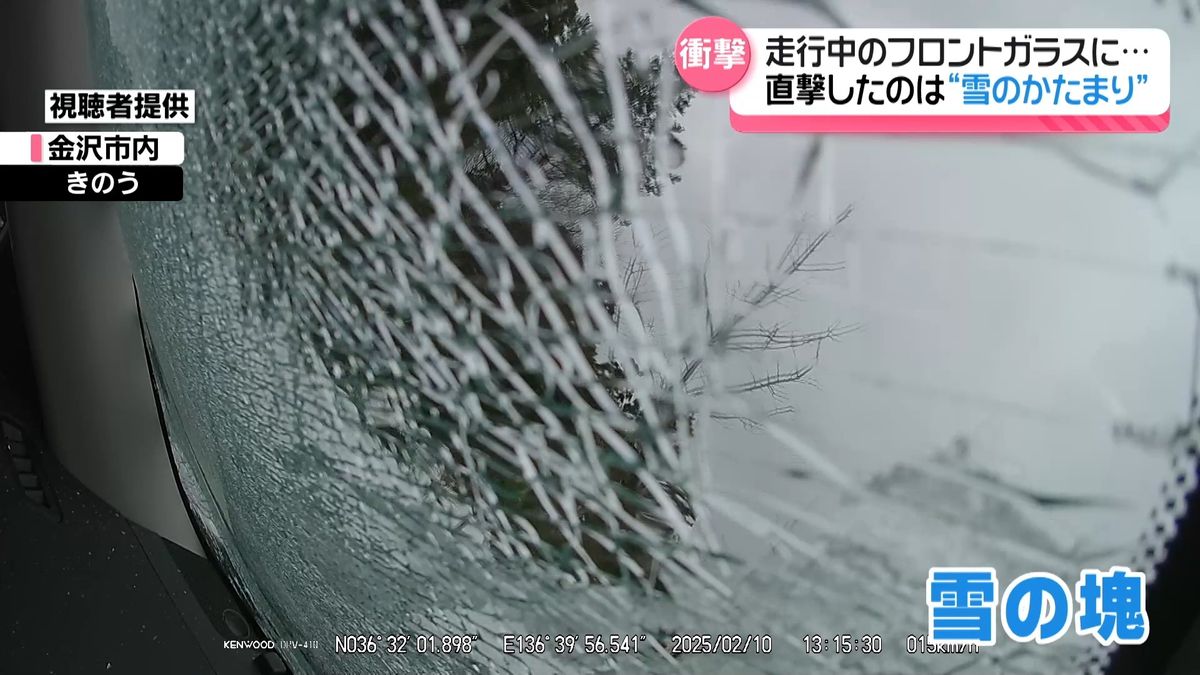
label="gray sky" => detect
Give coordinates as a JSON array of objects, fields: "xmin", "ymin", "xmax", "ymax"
[{"xmin": 597, "ymin": 0, "xmax": 1200, "ymax": 557}]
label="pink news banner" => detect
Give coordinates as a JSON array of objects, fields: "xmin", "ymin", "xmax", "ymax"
[{"xmin": 674, "ymin": 17, "xmax": 1171, "ymax": 133}]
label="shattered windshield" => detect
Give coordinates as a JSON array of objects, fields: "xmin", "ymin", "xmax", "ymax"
[{"xmin": 88, "ymin": 0, "xmax": 1198, "ymax": 673}]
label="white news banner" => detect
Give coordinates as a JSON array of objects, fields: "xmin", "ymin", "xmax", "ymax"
[
  {"xmin": 0, "ymin": 132, "xmax": 185, "ymax": 166},
  {"xmin": 44, "ymin": 89, "xmax": 196, "ymax": 124}
]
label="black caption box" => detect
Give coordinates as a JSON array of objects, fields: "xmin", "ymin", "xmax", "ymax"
[{"xmin": 0, "ymin": 165, "xmax": 183, "ymax": 201}]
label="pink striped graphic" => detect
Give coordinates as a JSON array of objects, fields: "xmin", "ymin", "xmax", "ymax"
[
  {"xmin": 29, "ymin": 133, "xmax": 42, "ymax": 162},
  {"xmin": 730, "ymin": 109, "xmax": 1171, "ymax": 134}
]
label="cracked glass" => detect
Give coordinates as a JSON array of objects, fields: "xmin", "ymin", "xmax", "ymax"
[{"xmin": 88, "ymin": 0, "xmax": 1199, "ymax": 673}]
